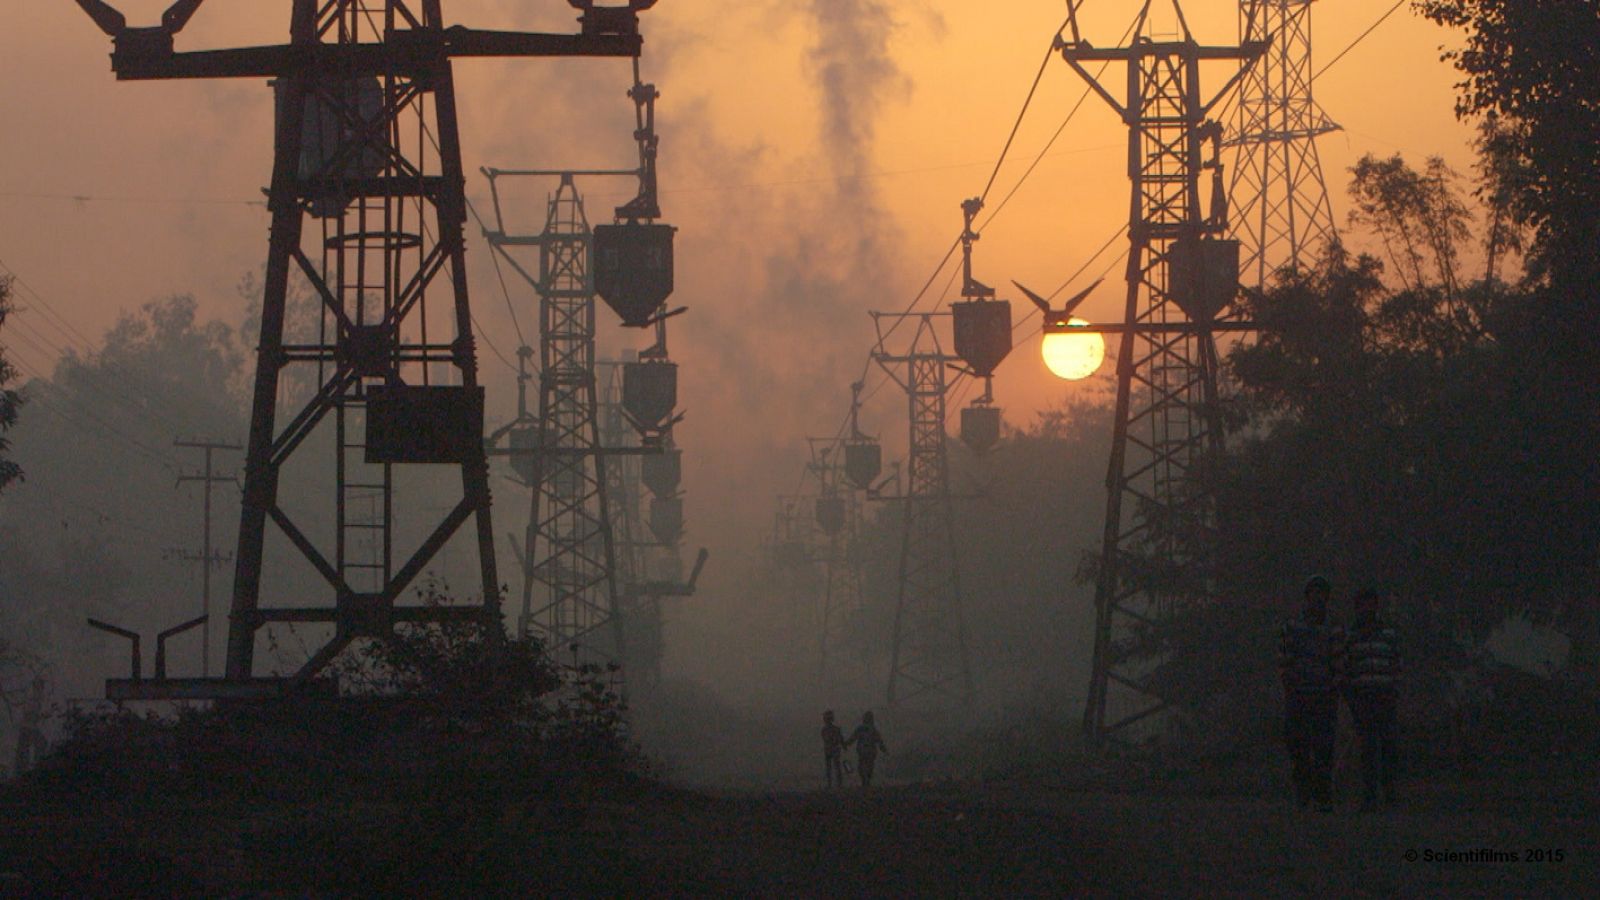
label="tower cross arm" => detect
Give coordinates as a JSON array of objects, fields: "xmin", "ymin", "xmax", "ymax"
[
  {"xmin": 91, "ymin": 27, "xmax": 639, "ymax": 82},
  {"xmin": 433, "ymin": 27, "xmax": 641, "ymax": 60},
  {"xmin": 1059, "ymin": 42, "xmax": 1265, "ymax": 62}
]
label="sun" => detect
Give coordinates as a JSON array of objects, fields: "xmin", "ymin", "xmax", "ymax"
[{"xmin": 1042, "ymin": 319, "xmax": 1106, "ymax": 381}]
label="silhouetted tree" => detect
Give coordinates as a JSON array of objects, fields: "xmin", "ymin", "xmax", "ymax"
[
  {"xmin": 0, "ymin": 277, "xmax": 22, "ymax": 495},
  {"xmin": 1418, "ymin": 0, "xmax": 1600, "ymax": 674},
  {"xmin": 1134, "ymin": 141, "xmax": 1600, "ymax": 739},
  {"xmin": 1418, "ymin": 0, "xmax": 1600, "ymax": 288},
  {"xmin": 0, "ymin": 295, "xmax": 247, "ymax": 695}
]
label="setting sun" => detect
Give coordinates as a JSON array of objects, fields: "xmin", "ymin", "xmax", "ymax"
[{"xmin": 1041, "ymin": 319, "xmax": 1105, "ymax": 381}]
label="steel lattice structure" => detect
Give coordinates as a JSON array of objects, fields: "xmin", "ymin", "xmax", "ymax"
[
  {"xmin": 1227, "ymin": 0, "xmax": 1340, "ymax": 286},
  {"xmin": 600, "ymin": 359, "xmax": 662, "ymax": 685},
  {"xmin": 872, "ymin": 313, "xmax": 971, "ymax": 707},
  {"xmin": 72, "ymin": 0, "xmax": 651, "ymax": 697},
  {"xmin": 809, "ymin": 443, "xmax": 866, "ymax": 696},
  {"xmin": 485, "ymin": 175, "xmax": 625, "ymax": 673},
  {"xmin": 1058, "ymin": 2, "xmax": 1264, "ymax": 740}
]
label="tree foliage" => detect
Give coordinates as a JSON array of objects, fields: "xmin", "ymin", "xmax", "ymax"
[
  {"xmin": 1136, "ymin": 146, "xmax": 1600, "ymax": 740},
  {"xmin": 0, "ymin": 277, "xmax": 22, "ymax": 495},
  {"xmin": 0, "ymin": 294, "xmax": 249, "ymax": 698},
  {"xmin": 1417, "ymin": 0, "xmax": 1600, "ymax": 287}
]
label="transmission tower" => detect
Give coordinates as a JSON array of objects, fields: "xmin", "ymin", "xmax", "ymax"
[
  {"xmin": 871, "ymin": 312, "xmax": 971, "ymax": 707},
  {"xmin": 809, "ymin": 440, "xmax": 866, "ymax": 697},
  {"xmin": 1056, "ymin": 1, "xmax": 1264, "ymax": 740},
  {"xmin": 484, "ymin": 174, "xmax": 627, "ymax": 677},
  {"xmin": 1227, "ymin": 0, "xmax": 1340, "ymax": 285},
  {"xmin": 598, "ymin": 357, "xmax": 703, "ymax": 687},
  {"xmin": 73, "ymin": 0, "xmax": 652, "ymax": 698},
  {"xmin": 599, "ymin": 358, "xmax": 656, "ymax": 680}
]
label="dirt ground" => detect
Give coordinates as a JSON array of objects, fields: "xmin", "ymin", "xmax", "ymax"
[
  {"xmin": 3, "ymin": 695, "xmax": 1600, "ymax": 896},
  {"xmin": 2, "ymin": 752, "xmax": 1593, "ymax": 896},
  {"xmin": 613, "ymin": 773, "xmax": 1598, "ymax": 898}
]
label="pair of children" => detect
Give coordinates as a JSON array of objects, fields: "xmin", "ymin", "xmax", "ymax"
[{"xmin": 821, "ymin": 710, "xmax": 888, "ymax": 788}]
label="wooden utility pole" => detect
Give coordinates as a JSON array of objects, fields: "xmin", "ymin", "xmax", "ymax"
[{"xmin": 174, "ymin": 437, "xmax": 240, "ymax": 676}]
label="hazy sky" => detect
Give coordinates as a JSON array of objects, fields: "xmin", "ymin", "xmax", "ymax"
[{"xmin": 0, "ymin": 2, "xmax": 1476, "ymax": 680}]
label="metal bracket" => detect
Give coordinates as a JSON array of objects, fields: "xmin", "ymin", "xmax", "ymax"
[
  {"xmin": 87, "ymin": 618, "xmax": 141, "ymax": 681},
  {"xmin": 88, "ymin": 614, "xmax": 208, "ymax": 681}
]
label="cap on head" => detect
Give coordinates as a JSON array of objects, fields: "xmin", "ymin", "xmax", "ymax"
[
  {"xmin": 824, "ymin": 710, "xmax": 834, "ymax": 722},
  {"xmin": 863, "ymin": 710, "xmax": 874, "ymax": 723},
  {"xmin": 1304, "ymin": 574, "xmax": 1331, "ymax": 597}
]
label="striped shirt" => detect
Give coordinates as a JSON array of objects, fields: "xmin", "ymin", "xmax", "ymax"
[
  {"xmin": 1280, "ymin": 618, "xmax": 1342, "ymax": 694},
  {"xmin": 1342, "ymin": 619, "xmax": 1400, "ymax": 693}
]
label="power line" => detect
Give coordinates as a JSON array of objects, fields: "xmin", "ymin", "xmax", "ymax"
[
  {"xmin": 458, "ymin": 178, "xmax": 529, "ymax": 351},
  {"xmin": 0, "ymin": 259, "xmax": 213, "ymax": 439},
  {"xmin": 980, "ymin": 28, "xmax": 1061, "ymax": 201},
  {"xmin": 417, "ymin": 121, "xmax": 526, "ymax": 378},
  {"xmin": 977, "ymin": 11, "xmax": 1140, "ymax": 234},
  {"xmin": 805, "ymin": 5, "xmax": 1143, "ymax": 485},
  {"xmin": 1313, "ymin": 0, "xmax": 1408, "ymax": 83},
  {"xmin": 0, "ymin": 144, "xmax": 1122, "ymax": 213},
  {"xmin": 0, "ymin": 190, "xmax": 263, "ymax": 208},
  {"xmin": 0, "ymin": 259, "xmax": 100, "ymax": 357},
  {"xmin": 7, "ymin": 358, "xmax": 178, "ymax": 470}
]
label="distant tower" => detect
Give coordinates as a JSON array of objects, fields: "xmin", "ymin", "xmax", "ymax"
[
  {"xmin": 1227, "ymin": 0, "xmax": 1340, "ymax": 285},
  {"xmin": 485, "ymin": 175, "xmax": 624, "ymax": 675},
  {"xmin": 809, "ymin": 440, "xmax": 866, "ymax": 696},
  {"xmin": 600, "ymin": 359, "xmax": 656, "ymax": 680},
  {"xmin": 600, "ymin": 356, "xmax": 700, "ymax": 687},
  {"xmin": 1056, "ymin": 2, "xmax": 1264, "ymax": 741},
  {"xmin": 872, "ymin": 312, "xmax": 972, "ymax": 707}
]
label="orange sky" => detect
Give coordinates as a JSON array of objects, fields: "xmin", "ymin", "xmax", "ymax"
[{"xmin": 0, "ymin": 1, "xmax": 1477, "ymax": 693}]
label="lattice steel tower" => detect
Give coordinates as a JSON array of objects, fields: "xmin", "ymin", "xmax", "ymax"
[
  {"xmin": 1227, "ymin": 0, "xmax": 1340, "ymax": 285},
  {"xmin": 872, "ymin": 313, "xmax": 971, "ymax": 706},
  {"xmin": 808, "ymin": 441, "xmax": 866, "ymax": 696},
  {"xmin": 72, "ymin": 0, "xmax": 652, "ymax": 695},
  {"xmin": 1057, "ymin": 2, "xmax": 1264, "ymax": 740},
  {"xmin": 484, "ymin": 175, "xmax": 625, "ymax": 673},
  {"xmin": 600, "ymin": 360, "xmax": 655, "ymax": 679},
  {"xmin": 599, "ymin": 357, "xmax": 702, "ymax": 687}
]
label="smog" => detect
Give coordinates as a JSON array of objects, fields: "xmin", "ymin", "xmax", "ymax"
[{"xmin": 0, "ymin": 1, "xmax": 1595, "ymax": 895}]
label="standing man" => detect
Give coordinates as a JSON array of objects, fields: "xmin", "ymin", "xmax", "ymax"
[
  {"xmin": 820, "ymin": 710, "xmax": 846, "ymax": 789},
  {"xmin": 1279, "ymin": 575, "xmax": 1341, "ymax": 812},
  {"xmin": 844, "ymin": 710, "xmax": 888, "ymax": 789},
  {"xmin": 1343, "ymin": 588, "xmax": 1401, "ymax": 811}
]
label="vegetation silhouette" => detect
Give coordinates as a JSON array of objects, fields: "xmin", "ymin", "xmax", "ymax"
[{"xmin": 1, "ymin": 592, "xmax": 648, "ymax": 895}]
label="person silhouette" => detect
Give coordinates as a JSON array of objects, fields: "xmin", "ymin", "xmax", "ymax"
[
  {"xmin": 1280, "ymin": 575, "xmax": 1341, "ymax": 812},
  {"xmin": 844, "ymin": 711, "xmax": 888, "ymax": 788},
  {"xmin": 820, "ymin": 710, "xmax": 846, "ymax": 788}
]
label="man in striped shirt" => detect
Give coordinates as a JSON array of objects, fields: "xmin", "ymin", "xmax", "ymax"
[
  {"xmin": 1279, "ymin": 575, "xmax": 1341, "ymax": 812},
  {"xmin": 1342, "ymin": 588, "xmax": 1401, "ymax": 811}
]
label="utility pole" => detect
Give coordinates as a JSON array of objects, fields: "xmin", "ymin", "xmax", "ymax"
[
  {"xmin": 1226, "ymin": 0, "xmax": 1340, "ymax": 285},
  {"xmin": 73, "ymin": 0, "xmax": 657, "ymax": 699},
  {"xmin": 1055, "ymin": 0, "xmax": 1264, "ymax": 742},
  {"xmin": 172, "ymin": 438, "xmax": 239, "ymax": 677}
]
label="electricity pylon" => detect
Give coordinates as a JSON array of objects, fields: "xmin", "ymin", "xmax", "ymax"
[
  {"xmin": 809, "ymin": 441, "xmax": 866, "ymax": 698},
  {"xmin": 485, "ymin": 175, "xmax": 624, "ymax": 675},
  {"xmin": 72, "ymin": 0, "xmax": 650, "ymax": 698},
  {"xmin": 871, "ymin": 312, "xmax": 971, "ymax": 707},
  {"xmin": 1227, "ymin": 0, "xmax": 1340, "ymax": 285},
  {"xmin": 1056, "ymin": 1, "xmax": 1264, "ymax": 741}
]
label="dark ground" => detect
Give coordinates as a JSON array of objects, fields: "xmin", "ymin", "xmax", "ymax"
[{"xmin": 1, "ymin": 764, "xmax": 1593, "ymax": 897}]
